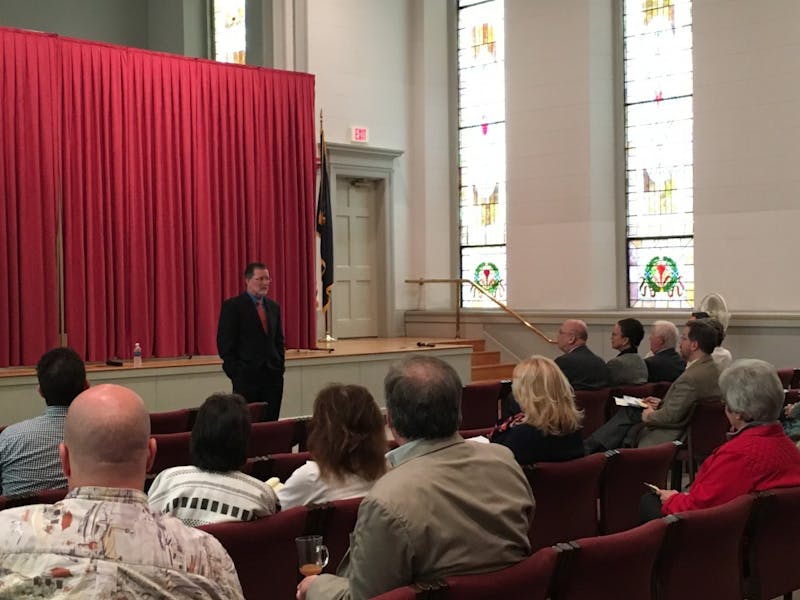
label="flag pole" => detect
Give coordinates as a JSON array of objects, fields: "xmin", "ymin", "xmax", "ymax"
[{"xmin": 317, "ymin": 109, "xmax": 336, "ymax": 343}]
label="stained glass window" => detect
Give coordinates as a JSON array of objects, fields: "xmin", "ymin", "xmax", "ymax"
[
  {"xmin": 212, "ymin": 0, "xmax": 246, "ymax": 64},
  {"xmin": 458, "ymin": 0, "xmax": 506, "ymax": 308},
  {"xmin": 624, "ymin": 0, "xmax": 693, "ymax": 308}
]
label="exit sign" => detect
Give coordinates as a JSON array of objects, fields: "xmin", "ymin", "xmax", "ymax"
[{"xmin": 350, "ymin": 126, "xmax": 369, "ymax": 143}]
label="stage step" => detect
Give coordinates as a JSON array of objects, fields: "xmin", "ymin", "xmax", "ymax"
[
  {"xmin": 471, "ymin": 362, "xmax": 516, "ymax": 381},
  {"xmin": 471, "ymin": 350, "xmax": 501, "ymax": 366}
]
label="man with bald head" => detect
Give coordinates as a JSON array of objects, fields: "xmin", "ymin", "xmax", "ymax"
[
  {"xmin": 0, "ymin": 384, "xmax": 244, "ymax": 599},
  {"xmin": 554, "ymin": 319, "xmax": 609, "ymax": 391}
]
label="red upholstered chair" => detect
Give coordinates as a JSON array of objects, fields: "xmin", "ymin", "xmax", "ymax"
[
  {"xmin": 574, "ymin": 389, "xmax": 610, "ymax": 439},
  {"xmin": 148, "ymin": 431, "xmax": 192, "ymax": 475},
  {"xmin": 248, "ymin": 420, "xmax": 297, "ymax": 456},
  {"xmin": 370, "ymin": 586, "xmax": 425, "ymax": 600},
  {"xmin": 199, "ymin": 505, "xmax": 309, "ymax": 600},
  {"xmin": 292, "ymin": 416, "xmax": 312, "ymax": 450},
  {"xmin": 523, "ymin": 453, "xmax": 606, "ymax": 550},
  {"xmin": 149, "ymin": 408, "xmax": 192, "ymax": 434},
  {"xmin": 608, "ymin": 383, "xmax": 657, "ymax": 418},
  {"xmin": 246, "ymin": 402, "xmax": 268, "ymax": 424},
  {"xmin": 652, "ymin": 381, "xmax": 672, "ymax": 399},
  {"xmin": 672, "ymin": 396, "xmax": 728, "ymax": 486},
  {"xmin": 460, "ymin": 381, "xmax": 503, "ymax": 429},
  {"xmin": 552, "ymin": 518, "xmax": 667, "ymax": 600},
  {"xmin": 458, "ymin": 426, "xmax": 492, "ymax": 439},
  {"xmin": 0, "ymin": 487, "xmax": 69, "ymax": 510},
  {"xmin": 599, "ymin": 441, "xmax": 681, "ymax": 534},
  {"xmin": 744, "ymin": 486, "xmax": 800, "ymax": 600},
  {"xmin": 427, "ymin": 546, "xmax": 560, "ymax": 600},
  {"xmin": 305, "ymin": 497, "xmax": 363, "ymax": 573},
  {"xmin": 654, "ymin": 494, "xmax": 752, "ymax": 600},
  {"xmin": 244, "ymin": 451, "xmax": 312, "ymax": 483},
  {"xmin": 777, "ymin": 368, "xmax": 795, "ymax": 389}
]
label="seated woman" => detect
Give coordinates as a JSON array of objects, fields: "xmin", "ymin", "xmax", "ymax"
[
  {"xmin": 277, "ymin": 384, "xmax": 387, "ymax": 509},
  {"xmin": 488, "ymin": 355, "xmax": 584, "ymax": 464},
  {"xmin": 607, "ymin": 318, "xmax": 648, "ymax": 386},
  {"xmin": 148, "ymin": 393, "xmax": 277, "ymax": 526},
  {"xmin": 642, "ymin": 359, "xmax": 800, "ymax": 518}
]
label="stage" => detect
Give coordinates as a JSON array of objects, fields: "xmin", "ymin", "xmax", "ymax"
[{"xmin": 0, "ymin": 338, "xmax": 473, "ymax": 424}]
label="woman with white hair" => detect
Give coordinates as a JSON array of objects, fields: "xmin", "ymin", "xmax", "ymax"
[{"xmin": 644, "ymin": 359, "xmax": 800, "ymax": 517}]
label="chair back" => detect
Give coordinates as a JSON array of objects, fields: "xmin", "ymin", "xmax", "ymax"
[
  {"xmin": 429, "ymin": 546, "xmax": 559, "ymax": 600},
  {"xmin": 652, "ymin": 381, "xmax": 672, "ymax": 399},
  {"xmin": 370, "ymin": 587, "xmax": 424, "ymax": 600},
  {"xmin": 305, "ymin": 497, "xmax": 363, "ymax": 573},
  {"xmin": 458, "ymin": 427, "xmax": 492, "ymax": 440},
  {"xmin": 655, "ymin": 495, "xmax": 752, "ymax": 600},
  {"xmin": 599, "ymin": 441, "xmax": 681, "ymax": 534},
  {"xmin": 608, "ymin": 383, "xmax": 657, "ymax": 418},
  {"xmin": 686, "ymin": 397, "xmax": 729, "ymax": 459},
  {"xmin": 243, "ymin": 451, "xmax": 311, "ymax": 483},
  {"xmin": 199, "ymin": 505, "xmax": 309, "ymax": 600},
  {"xmin": 460, "ymin": 381, "xmax": 502, "ymax": 429},
  {"xmin": 0, "ymin": 487, "xmax": 69, "ymax": 510},
  {"xmin": 246, "ymin": 402, "xmax": 268, "ymax": 424},
  {"xmin": 149, "ymin": 431, "xmax": 192, "ymax": 474},
  {"xmin": 744, "ymin": 486, "xmax": 800, "ymax": 600},
  {"xmin": 248, "ymin": 420, "xmax": 297, "ymax": 456},
  {"xmin": 554, "ymin": 518, "xmax": 667, "ymax": 600},
  {"xmin": 523, "ymin": 453, "xmax": 606, "ymax": 550},
  {"xmin": 149, "ymin": 408, "xmax": 192, "ymax": 434},
  {"xmin": 574, "ymin": 389, "xmax": 610, "ymax": 439}
]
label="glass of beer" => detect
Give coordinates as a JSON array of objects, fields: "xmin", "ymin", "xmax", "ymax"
[{"xmin": 296, "ymin": 535, "xmax": 329, "ymax": 577}]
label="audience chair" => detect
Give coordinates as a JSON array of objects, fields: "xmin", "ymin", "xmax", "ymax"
[
  {"xmin": 523, "ymin": 453, "xmax": 606, "ymax": 550},
  {"xmin": 0, "ymin": 487, "xmax": 69, "ymax": 510},
  {"xmin": 246, "ymin": 402, "xmax": 268, "ymax": 424},
  {"xmin": 651, "ymin": 381, "xmax": 672, "ymax": 399},
  {"xmin": 574, "ymin": 389, "xmax": 609, "ymax": 439},
  {"xmin": 551, "ymin": 518, "xmax": 667, "ymax": 600},
  {"xmin": 458, "ymin": 426, "xmax": 492, "ymax": 439},
  {"xmin": 460, "ymin": 381, "xmax": 503, "ymax": 429},
  {"xmin": 424, "ymin": 546, "xmax": 560, "ymax": 600},
  {"xmin": 243, "ymin": 451, "xmax": 311, "ymax": 483},
  {"xmin": 148, "ymin": 431, "xmax": 192, "ymax": 475},
  {"xmin": 370, "ymin": 586, "xmax": 431, "ymax": 600},
  {"xmin": 305, "ymin": 497, "xmax": 363, "ymax": 573},
  {"xmin": 292, "ymin": 415, "xmax": 312, "ymax": 450},
  {"xmin": 599, "ymin": 441, "xmax": 681, "ymax": 534},
  {"xmin": 248, "ymin": 420, "xmax": 297, "ymax": 456},
  {"xmin": 744, "ymin": 486, "xmax": 800, "ymax": 600},
  {"xmin": 654, "ymin": 494, "xmax": 752, "ymax": 600},
  {"xmin": 777, "ymin": 368, "xmax": 795, "ymax": 389},
  {"xmin": 199, "ymin": 505, "xmax": 309, "ymax": 600},
  {"xmin": 671, "ymin": 396, "xmax": 728, "ymax": 487},
  {"xmin": 149, "ymin": 408, "xmax": 192, "ymax": 434}
]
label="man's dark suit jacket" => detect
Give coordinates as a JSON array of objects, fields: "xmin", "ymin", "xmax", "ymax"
[
  {"xmin": 645, "ymin": 348, "xmax": 686, "ymax": 383},
  {"xmin": 216, "ymin": 292, "xmax": 285, "ymax": 394},
  {"xmin": 554, "ymin": 345, "xmax": 609, "ymax": 391}
]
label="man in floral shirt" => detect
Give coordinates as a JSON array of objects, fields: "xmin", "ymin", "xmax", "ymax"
[{"xmin": 0, "ymin": 384, "xmax": 244, "ymax": 599}]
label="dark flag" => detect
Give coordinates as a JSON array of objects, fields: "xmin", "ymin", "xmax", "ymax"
[{"xmin": 317, "ymin": 128, "xmax": 333, "ymax": 313}]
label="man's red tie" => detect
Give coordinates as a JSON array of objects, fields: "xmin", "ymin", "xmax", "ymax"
[{"xmin": 256, "ymin": 301, "xmax": 268, "ymax": 333}]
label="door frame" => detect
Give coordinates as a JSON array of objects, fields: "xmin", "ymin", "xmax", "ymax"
[{"xmin": 326, "ymin": 142, "xmax": 403, "ymax": 337}]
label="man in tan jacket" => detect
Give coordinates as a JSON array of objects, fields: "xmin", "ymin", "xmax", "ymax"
[{"xmin": 297, "ymin": 355, "xmax": 535, "ymax": 600}]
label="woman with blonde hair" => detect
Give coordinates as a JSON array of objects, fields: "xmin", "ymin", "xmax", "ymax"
[
  {"xmin": 278, "ymin": 384, "xmax": 387, "ymax": 509},
  {"xmin": 489, "ymin": 355, "xmax": 584, "ymax": 464}
]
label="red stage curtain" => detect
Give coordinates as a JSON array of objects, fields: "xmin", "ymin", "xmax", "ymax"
[
  {"xmin": 0, "ymin": 29, "xmax": 61, "ymax": 367},
  {"xmin": 0, "ymin": 28, "xmax": 316, "ymax": 366}
]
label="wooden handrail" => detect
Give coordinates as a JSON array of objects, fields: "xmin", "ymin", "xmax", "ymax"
[{"xmin": 405, "ymin": 278, "xmax": 555, "ymax": 344}]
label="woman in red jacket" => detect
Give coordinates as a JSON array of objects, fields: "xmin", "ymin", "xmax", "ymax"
[{"xmin": 643, "ymin": 358, "xmax": 800, "ymax": 518}]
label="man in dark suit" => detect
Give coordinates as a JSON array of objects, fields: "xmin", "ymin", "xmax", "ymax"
[
  {"xmin": 645, "ymin": 320, "xmax": 686, "ymax": 383},
  {"xmin": 217, "ymin": 262, "xmax": 285, "ymax": 421},
  {"xmin": 554, "ymin": 319, "xmax": 609, "ymax": 391},
  {"xmin": 585, "ymin": 319, "xmax": 721, "ymax": 453}
]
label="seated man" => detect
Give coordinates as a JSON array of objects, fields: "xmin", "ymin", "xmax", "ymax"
[
  {"xmin": 298, "ymin": 356, "xmax": 535, "ymax": 600},
  {"xmin": 644, "ymin": 320, "xmax": 686, "ymax": 383},
  {"xmin": 0, "ymin": 384, "xmax": 244, "ymax": 599},
  {"xmin": 585, "ymin": 320, "xmax": 721, "ymax": 453},
  {"xmin": 642, "ymin": 359, "xmax": 800, "ymax": 518},
  {"xmin": 554, "ymin": 319, "xmax": 609, "ymax": 390},
  {"xmin": 0, "ymin": 347, "xmax": 87, "ymax": 496}
]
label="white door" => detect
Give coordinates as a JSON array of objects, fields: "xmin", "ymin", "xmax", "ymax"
[{"xmin": 332, "ymin": 177, "xmax": 379, "ymax": 338}]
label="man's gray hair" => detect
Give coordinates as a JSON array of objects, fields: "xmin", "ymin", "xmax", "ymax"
[
  {"xmin": 719, "ymin": 359, "xmax": 783, "ymax": 422},
  {"xmin": 384, "ymin": 355, "xmax": 462, "ymax": 440},
  {"xmin": 652, "ymin": 320, "xmax": 679, "ymax": 348}
]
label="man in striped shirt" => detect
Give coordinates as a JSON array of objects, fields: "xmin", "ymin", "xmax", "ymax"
[{"xmin": 0, "ymin": 347, "xmax": 87, "ymax": 496}]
